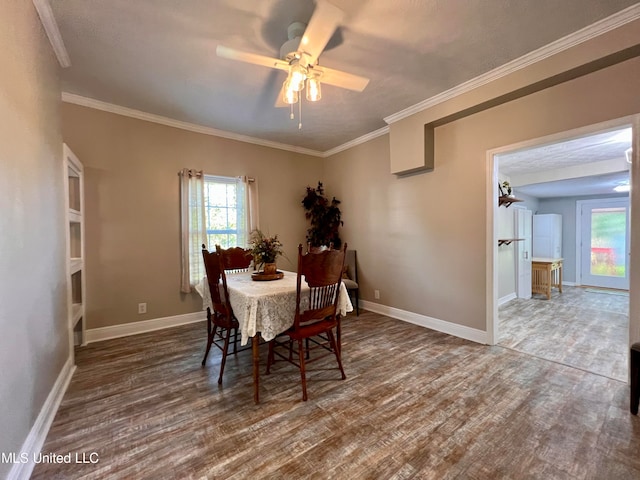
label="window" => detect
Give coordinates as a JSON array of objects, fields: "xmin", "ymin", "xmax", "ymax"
[
  {"xmin": 180, "ymin": 170, "xmax": 258, "ymax": 293},
  {"xmin": 203, "ymin": 175, "xmax": 247, "ymax": 249}
]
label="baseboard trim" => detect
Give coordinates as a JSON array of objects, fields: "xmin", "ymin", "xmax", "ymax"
[
  {"xmin": 85, "ymin": 311, "xmax": 205, "ymax": 343},
  {"xmin": 360, "ymin": 300, "xmax": 488, "ymax": 344},
  {"xmin": 499, "ymin": 293, "xmax": 517, "ymax": 306},
  {"xmin": 8, "ymin": 356, "xmax": 76, "ymax": 480},
  {"xmin": 563, "ymin": 281, "xmax": 577, "ymax": 286}
]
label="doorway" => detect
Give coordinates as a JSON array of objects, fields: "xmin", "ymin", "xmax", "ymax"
[{"xmin": 487, "ymin": 118, "xmax": 636, "ymax": 381}]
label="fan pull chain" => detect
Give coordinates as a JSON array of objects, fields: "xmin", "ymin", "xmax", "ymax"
[
  {"xmin": 298, "ymin": 97, "xmax": 302, "ymax": 130},
  {"xmin": 290, "ymin": 103, "xmax": 294, "ymax": 120}
]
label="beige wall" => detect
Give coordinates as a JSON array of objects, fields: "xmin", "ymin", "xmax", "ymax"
[
  {"xmin": 56, "ymin": 17, "xmax": 640, "ymax": 339},
  {"xmin": 61, "ymin": 104, "xmax": 322, "ymax": 329},
  {"xmin": 325, "ymin": 56, "xmax": 640, "ymax": 332},
  {"xmin": 0, "ymin": 2, "xmax": 67, "ymax": 477}
]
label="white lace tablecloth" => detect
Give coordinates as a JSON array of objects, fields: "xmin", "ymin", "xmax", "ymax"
[{"xmin": 197, "ymin": 271, "xmax": 353, "ymax": 346}]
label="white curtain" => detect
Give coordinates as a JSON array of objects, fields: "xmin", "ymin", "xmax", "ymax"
[
  {"xmin": 180, "ymin": 172, "xmax": 259, "ymax": 293},
  {"xmin": 243, "ymin": 176, "xmax": 260, "ymax": 243},
  {"xmin": 180, "ymin": 168, "xmax": 205, "ymax": 293}
]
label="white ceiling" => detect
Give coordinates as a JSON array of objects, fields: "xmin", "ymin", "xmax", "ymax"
[
  {"xmin": 49, "ymin": 0, "xmax": 640, "ymax": 154},
  {"xmin": 498, "ymin": 127, "xmax": 632, "ymax": 198},
  {"xmin": 513, "ymin": 171, "xmax": 630, "ymax": 198}
]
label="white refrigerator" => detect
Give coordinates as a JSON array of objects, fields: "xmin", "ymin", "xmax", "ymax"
[{"xmin": 532, "ymin": 214, "xmax": 562, "ymax": 258}]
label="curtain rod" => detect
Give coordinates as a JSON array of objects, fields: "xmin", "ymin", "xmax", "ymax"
[
  {"xmin": 178, "ymin": 168, "xmax": 203, "ymax": 178},
  {"xmin": 178, "ymin": 170, "xmax": 255, "ymax": 183}
]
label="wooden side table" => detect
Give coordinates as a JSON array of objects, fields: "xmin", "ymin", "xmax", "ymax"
[{"xmin": 531, "ymin": 258, "xmax": 563, "ymax": 300}]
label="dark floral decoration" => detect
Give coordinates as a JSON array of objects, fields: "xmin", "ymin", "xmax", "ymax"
[{"xmin": 301, "ymin": 182, "xmax": 343, "ymax": 248}]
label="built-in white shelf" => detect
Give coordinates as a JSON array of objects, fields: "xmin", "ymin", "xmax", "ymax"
[{"xmin": 64, "ymin": 143, "xmax": 86, "ymax": 349}]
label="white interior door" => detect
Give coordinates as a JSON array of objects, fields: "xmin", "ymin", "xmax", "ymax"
[
  {"xmin": 515, "ymin": 208, "xmax": 532, "ymax": 298},
  {"xmin": 579, "ymin": 198, "xmax": 630, "ymax": 290}
]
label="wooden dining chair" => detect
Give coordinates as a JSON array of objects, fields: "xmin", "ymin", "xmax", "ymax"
[
  {"xmin": 305, "ymin": 242, "xmax": 344, "ymax": 350},
  {"xmin": 201, "ymin": 245, "xmax": 238, "ymax": 384},
  {"xmin": 266, "ymin": 243, "xmax": 347, "ymax": 401}
]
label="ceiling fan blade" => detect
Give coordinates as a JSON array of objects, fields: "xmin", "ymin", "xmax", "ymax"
[
  {"xmin": 300, "ymin": 0, "xmax": 344, "ymax": 65},
  {"xmin": 317, "ymin": 66, "xmax": 369, "ymax": 92},
  {"xmin": 216, "ymin": 45, "xmax": 290, "ymax": 71}
]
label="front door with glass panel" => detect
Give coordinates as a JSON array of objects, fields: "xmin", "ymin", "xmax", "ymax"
[{"xmin": 580, "ymin": 198, "xmax": 629, "ymax": 290}]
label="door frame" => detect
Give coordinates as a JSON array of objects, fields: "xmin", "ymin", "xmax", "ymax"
[
  {"xmin": 486, "ymin": 115, "xmax": 638, "ymax": 347},
  {"xmin": 575, "ymin": 197, "xmax": 630, "ymax": 289}
]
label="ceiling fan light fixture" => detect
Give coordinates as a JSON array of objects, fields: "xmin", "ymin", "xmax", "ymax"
[
  {"xmin": 289, "ymin": 64, "xmax": 307, "ymax": 92},
  {"xmin": 282, "ymin": 80, "xmax": 298, "ymax": 105},
  {"xmin": 306, "ymin": 76, "xmax": 321, "ymax": 102},
  {"xmin": 216, "ymin": 0, "xmax": 370, "ymax": 117}
]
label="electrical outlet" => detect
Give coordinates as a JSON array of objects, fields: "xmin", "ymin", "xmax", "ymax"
[
  {"xmin": 374, "ymin": 290, "xmax": 380, "ymax": 300},
  {"xmin": 138, "ymin": 303, "xmax": 147, "ymax": 314}
]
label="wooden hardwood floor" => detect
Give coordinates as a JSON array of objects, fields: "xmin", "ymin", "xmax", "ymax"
[{"xmin": 32, "ymin": 311, "xmax": 640, "ymax": 479}]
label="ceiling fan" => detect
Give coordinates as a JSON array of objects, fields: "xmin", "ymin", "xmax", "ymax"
[{"xmin": 216, "ymin": 0, "xmax": 369, "ymax": 116}]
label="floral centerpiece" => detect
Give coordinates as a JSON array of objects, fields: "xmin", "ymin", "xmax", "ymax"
[{"xmin": 249, "ymin": 229, "xmax": 284, "ymax": 274}]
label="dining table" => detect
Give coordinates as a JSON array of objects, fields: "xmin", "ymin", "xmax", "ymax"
[{"xmin": 196, "ymin": 270, "xmax": 353, "ymax": 403}]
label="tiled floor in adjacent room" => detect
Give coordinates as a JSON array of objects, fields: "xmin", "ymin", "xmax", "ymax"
[{"xmin": 499, "ymin": 285, "xmax": 628, "ymax": 381}]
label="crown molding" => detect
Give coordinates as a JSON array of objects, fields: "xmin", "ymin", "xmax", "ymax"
[
  {"xmin": 32, "ymin": 0, "xmax": 71, "ymax": 68},
  {"xmin": 62, "ymin": 90, "xmax": 385, "ymax": 158},
  {"xmin": 383, "ymin": 3, "xmax": 640, "ymax": 125},
  {"xmin": 322, "ymin": 126, "xmax": 390, "ymax": 157},
  {"xmin": 61, "ymin": 93, "xmax": 325, "ymax": 157}
]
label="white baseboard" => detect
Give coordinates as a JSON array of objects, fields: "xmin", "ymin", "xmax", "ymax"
[
  {"xmin": 499, "ymin": 292, "xmax": 517, "ymax": 306},
  {"xmin": 563, "ymin": 281, "xmax": 577, "ymax": 286},
  {"xmin": 360, "ymin": 300, "xmax": 488, "ymax": 344},
  {"xmin": 8, "ymin": 356, "xmax": 76, "ymax": 480},
  {"xmin": 85, "ymin": 311, "xmax": 205, "ymax": 343}
]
